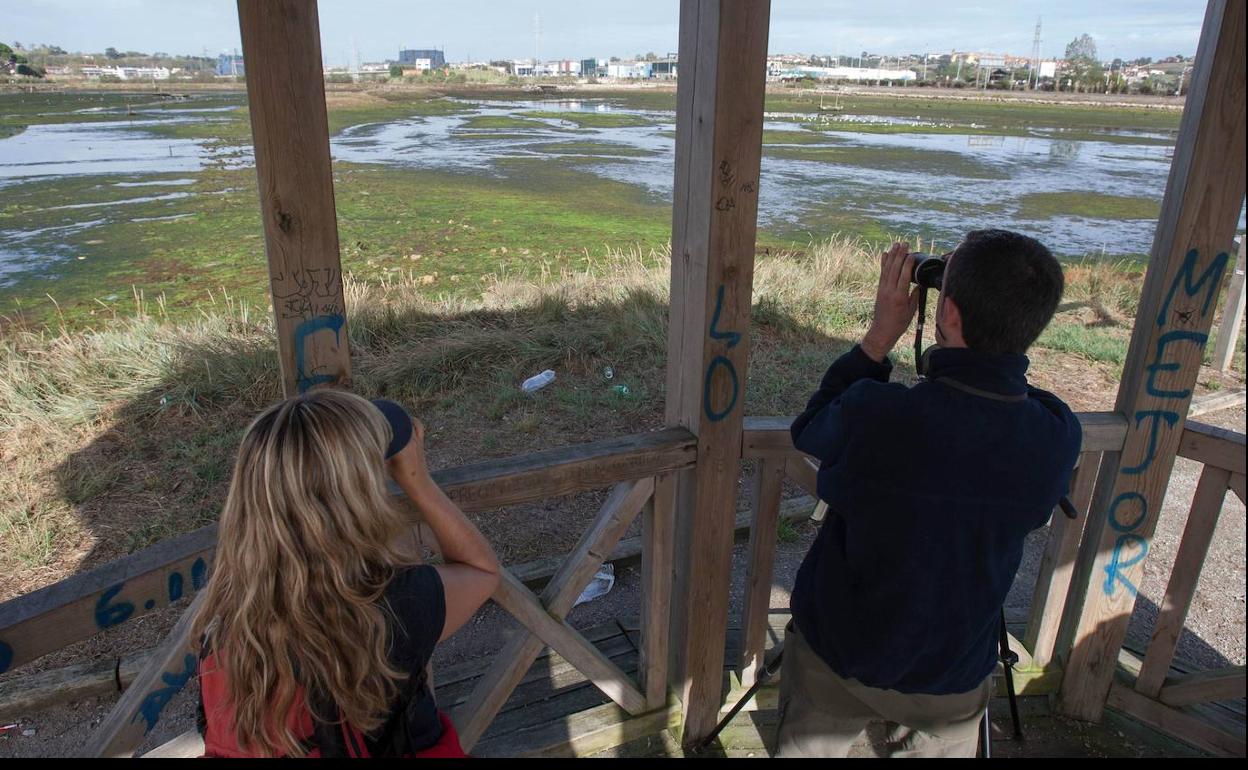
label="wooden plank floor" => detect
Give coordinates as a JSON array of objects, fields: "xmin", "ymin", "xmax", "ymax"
[
  {"xmin": 139, "ymin": 612, "xmax": 1241, "ymax": 757},
  {"xmin": 449, "ymin": 612, "xmax": 1242, "ymax": 759}
]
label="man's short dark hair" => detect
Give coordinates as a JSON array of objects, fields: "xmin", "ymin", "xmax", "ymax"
[{"xmin": 943, "ymin": 229, "xmax": 1064, "ymax": 355}]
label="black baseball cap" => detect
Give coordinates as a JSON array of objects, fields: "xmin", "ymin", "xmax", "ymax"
[{"xmin": 371, "ymin": 398, "xmax": 413, "ymax": 459}]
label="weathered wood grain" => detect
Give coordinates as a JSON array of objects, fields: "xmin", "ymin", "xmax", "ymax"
[
  {"xmin": 665, "ymin": 0, "xmax": 772, "ymax": 745},
  {"xmin": 1057, "ymin": 0, "xmax": 1247, "ymax": 721}
]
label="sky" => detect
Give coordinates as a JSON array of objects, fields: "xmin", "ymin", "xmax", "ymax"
[{"xmin": 5, "ymin": 0, "xmax": 1210, "ymax": 66}]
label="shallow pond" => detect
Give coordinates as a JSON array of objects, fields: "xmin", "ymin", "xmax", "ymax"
[
  {"xmin": 0, "ymin": 94, "xmax": 1201, "ymax": 286},
  {"xmin": 331, "ymin": 98, "xmax": 1176, "ymax": 257}
]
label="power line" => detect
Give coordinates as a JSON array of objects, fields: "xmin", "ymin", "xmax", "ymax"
[{"xmin": 1030, "ymin": 16, "xmax": 1043, "ymax": 90}]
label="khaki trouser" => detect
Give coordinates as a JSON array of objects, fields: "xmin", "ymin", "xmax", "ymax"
[{"xmin": 775, "ymin": 623, "xmax": 992, "ymax": 758}]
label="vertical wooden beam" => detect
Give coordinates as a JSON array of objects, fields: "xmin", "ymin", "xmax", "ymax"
[
  {"xmin": 640, "ymin": 473, "xmax": 677, "ymax": 710},
  {"xmin": 1212, "ymin": 235, "xmax": 1245, "ymax": 372},
  {"xmin": 739, "ymin": 458, "xmax": 785, "ymax": 687},
  {"xmin": 238, "ymin": 0, "xmax": 350, "ymax": 397},
  {"xmin": 665, "ymin": 0, "xmax": 770, "ymax": 746},
  {"xmin": 1024, "ymin": 451, "xmax": 1101, "ymax": 665},
  {"xmin": 1134, "ymin": 464, "xmax": 1231, "ymax": 698},
  {"xmin": 1055, "ymin": 0, "xmax": 1246, "ymax": 722}
]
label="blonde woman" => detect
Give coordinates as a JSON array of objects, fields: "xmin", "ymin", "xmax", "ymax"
[{"xmin": 192, "ymin": 391, "xmax": 499, "ymax": 757}]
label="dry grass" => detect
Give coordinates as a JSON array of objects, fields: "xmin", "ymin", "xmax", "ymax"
[{"xmin": 0, "ymin": 236, "xmax": 1185, "ymax": 599}]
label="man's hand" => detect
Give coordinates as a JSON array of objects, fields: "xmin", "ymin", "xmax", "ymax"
[{"xmin": 860, "ymin": 242, "xmax": 920, "ymax": 363}]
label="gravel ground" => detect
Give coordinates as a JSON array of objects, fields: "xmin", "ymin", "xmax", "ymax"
[{"xmin": 2, "ymin": 406, "xmax": 1243, "ymax": 758}]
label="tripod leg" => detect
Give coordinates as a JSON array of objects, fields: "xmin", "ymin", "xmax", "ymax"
[
  {"xmin": 696, "ymin": 647, "xmax": 785, "ymax": 752},
  {"xmin": 999, "ymin": 610, "xmax": 1022, "ymax": 740},
  {"xmin": 978, "ymin": 710, "xmax": 991, "ymax": 758}
]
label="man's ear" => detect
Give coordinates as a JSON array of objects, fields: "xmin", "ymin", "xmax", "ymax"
[{"xmin": 939, "ymin": 295, "xmax": 965, "ymax": 345}]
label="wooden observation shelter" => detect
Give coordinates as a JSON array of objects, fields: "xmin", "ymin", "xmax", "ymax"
[{"xmin": 0, "ymin": 0, "xmax": 1244, "ymax": 758}]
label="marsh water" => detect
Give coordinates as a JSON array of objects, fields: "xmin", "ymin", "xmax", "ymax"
[{"xmin": 0, "ymin": 93, "xmax": 1186, "ymax": 284}]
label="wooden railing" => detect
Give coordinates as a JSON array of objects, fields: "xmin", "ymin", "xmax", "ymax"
[
  {"xmin": 1105, "ymin": 422, "xmax": 1246, "ymax": 757},
  {"xmin": 2, "ymin": 412, "xmax": 1242, "ymax": 756},
  {"xmin": 0, "ymin": 428, "xmax": 696, "ymax": 756}
]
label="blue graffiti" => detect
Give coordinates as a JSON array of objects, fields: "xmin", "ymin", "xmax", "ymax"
[
  {"xmin": 168, "ymin": 571, "xmax": 184, "ymax": 603},
  {"xmin": 293, "ymin": 314, "xmax": 345, "ymax": 393},
  {"xmin": 708, "ymin": 285, "xmax": 742, "ymax": 349},
  {"xmin": 703, "ymin": 356, "xmax": 740, "ymax": 422},
  {"xmin": 1145, "ymin": 330, "xmax": 1209, "ymax": 399},
  {"xmin": 1122, "ymin": 410, "xmax": 1180, "ymax": 475},
  {"xmin": 1099, "ymin": 248, "xmax": 1229, "ymax": 599},
  {"xmin": 191, "ymin": 557, "xmax": 207, "ymax": 590},
  {"xmin": 0, "ymin": 639, "xmax": 12, "ymax": 674},
  {"xmin": 95, "ymin": 583, "xmax": 136, "ymax": 629},
  {"xmin": 131, "ymin": 653, "xmax": 198, "ymax": 734},
  {"xmin": 1107, "ymin": 492, "xmax": 1148, "ymax": 533},
  {"xmin": 702, "ymin": 285, "xmax": 743, "ymax": 423},
  {"xmin": 1156, "ymin": 248, "xmax": 1229, "ymax": 327},
  {"xmin": 1103, "ymin": 534, "xmax": 1148, "ymax": 598}
]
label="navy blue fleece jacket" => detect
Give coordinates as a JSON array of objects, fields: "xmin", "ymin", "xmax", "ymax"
[{"xmin": 789, "ymin": 344, "xmax": 1081, "ymax": 695}]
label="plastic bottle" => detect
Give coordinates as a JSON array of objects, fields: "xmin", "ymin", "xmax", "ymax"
[
  {"xmin": 573, "ymin": 563, "xmax": 615, "ymax": 607},
  {"xmin": 521, "ymin": 369, "xmax": 556, "ymax": 393}
]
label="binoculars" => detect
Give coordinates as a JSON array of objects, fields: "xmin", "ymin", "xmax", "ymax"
[{"xmin": 910, "ymin": 252, "xmax": 951, "ymax": 290}]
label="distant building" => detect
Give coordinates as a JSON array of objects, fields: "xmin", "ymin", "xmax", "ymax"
[
  {"xmin": 216, "ymin": 53, "xmax": 244, "ymax": 77},
  {"xmin": 651, "ymin": 59, "xmax": 677, "ymax": 78},
  {"xmin": 951, "ymin": 51, "xmax": 1031, "ymax": 69},
  {"xmin": 607, "ymin": 61, "xmax": 651, "ymax": 79},
  {"xmin": 81, "ymin": 64, "xmax": 172, "ymax": 80},
  {"xmin": 581, "ymin": 58, "xmax": 608, "ymax": 78},
  {"xmin": 399, "ymin": 49, "xmax": 445, "ymax": 68},
  {"xmin": 776, "ymin": 65, "xmax": 917, "ymax": 82}
]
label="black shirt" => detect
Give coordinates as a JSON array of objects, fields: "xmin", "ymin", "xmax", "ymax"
[
  {"xmin": 367, "ymin": 564, "xmax": 447, "ymax": 753},
  {"xmin": 789, "ymin": 345, "xmax": 1081, "ymax": 695}
]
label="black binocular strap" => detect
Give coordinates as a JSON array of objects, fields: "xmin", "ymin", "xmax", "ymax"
[{"xmin": 932, "ymin": 376, "xmax": 1027, "ymax": 403}]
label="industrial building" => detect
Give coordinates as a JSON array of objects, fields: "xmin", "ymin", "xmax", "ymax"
[{"xmin": 399, "ymin": 48, "xmax": 445, "ymax": 68}]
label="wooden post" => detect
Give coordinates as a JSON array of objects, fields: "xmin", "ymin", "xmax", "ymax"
[
  {"xmin": 1023, "ymin": 451, "xmax": 1101, "ymax": 665},
  {"xmin": 1134, "ymin": 464, "xmax": 1231, "ymax": 698},
  {"xmin": 238, "ymin": 0, "xmax": 350, "ymax": 396},
  {"xmin": 665, "ymin": 0, "xmax": 770, "ymax": 746},
  {"xmin": 639, "ymin": 473, "xmax": 677, "ymax": 710},
  {"xmin": 739, "ymin": 459, "xmax": 785, "ymax": 687},
  {"xmin": 1212, "ymin": 235, "xmax": 1245, "ymax": 372},
  {"xmin": 1055, "ymin": 0, "xmax": 1246, "ymax": 722}
]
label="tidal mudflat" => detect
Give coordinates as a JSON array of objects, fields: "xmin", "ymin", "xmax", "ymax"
[{"xmin": 0, "ymin": 88, "xmax": 1184, "ymax": 325}]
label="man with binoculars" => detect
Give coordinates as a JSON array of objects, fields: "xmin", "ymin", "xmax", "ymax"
[{"xmin": 776, "ymin": 229, "xmax": 1082, "ymax": 757}]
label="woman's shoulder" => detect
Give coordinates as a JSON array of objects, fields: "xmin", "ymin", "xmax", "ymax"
[
  {"xmin": 383, "ymin": 564, "xmax": 446, "ymax": 664},
  {"xmin": 385, "ymin": 563, "xmax": 444, "ymax": 602}
]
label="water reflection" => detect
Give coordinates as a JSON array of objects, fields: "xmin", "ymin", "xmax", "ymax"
[{"xmin": 0, "ymin": 94, "xmax": 1186, "ymax": 282}]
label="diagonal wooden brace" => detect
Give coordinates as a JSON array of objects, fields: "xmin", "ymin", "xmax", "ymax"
[
  {"xmin": 81, "ymin": 591, "xmax": 207, "ymax": 757},
  {"xmin": 451, "ymin": 478, "xmax": 654, "ymax": 750},
  {"xmin": 493, "ymin": 571, "xmax": 647, "ymax": 717}
]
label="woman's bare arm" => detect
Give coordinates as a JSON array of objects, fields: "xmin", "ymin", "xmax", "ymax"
[{"xmin": 389, "ymin": 419, "xmax": 500, "ymax": 641}]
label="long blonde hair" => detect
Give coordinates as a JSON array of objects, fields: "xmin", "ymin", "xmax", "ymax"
[{"xmin": 193, "ymin": 390, "xmax": 415, "ymax": 757}]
